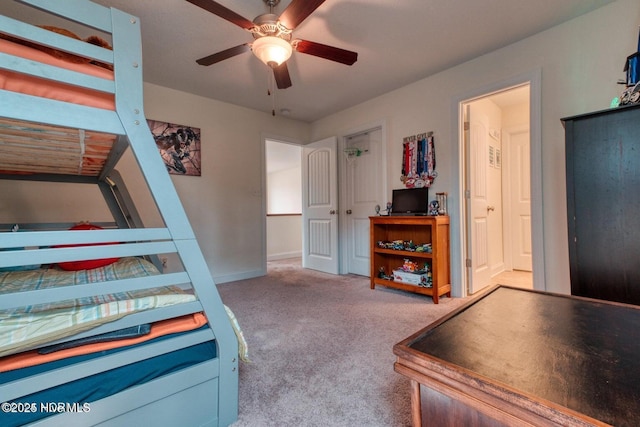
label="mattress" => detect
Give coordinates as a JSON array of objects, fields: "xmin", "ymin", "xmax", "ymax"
[
  {"xmin": 0, "ymin": 257, "xmax": 196, "ymax": 357},
  {"xmin": 0, "ymin": 37, "xmax": 115, "ymax": 110},
  {"xmin": 0, "ymin": 312, "xmax": 208, "ymax": 372},
  {"xmin": 0, "ymin": 36, "xmax": 118, "ymax": 176}
]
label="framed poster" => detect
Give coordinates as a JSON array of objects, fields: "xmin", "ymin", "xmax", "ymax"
[{"xmin": 147, "ymin": 119, "xmax": 201, "ymax": 176}]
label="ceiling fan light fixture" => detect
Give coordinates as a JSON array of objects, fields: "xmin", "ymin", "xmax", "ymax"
[{"xmin": 252, "ymin": 36, "xmax": 292, "ymax": 68}]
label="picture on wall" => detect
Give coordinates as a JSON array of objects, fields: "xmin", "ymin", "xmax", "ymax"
[{"xmin": 147, "ymin": 119, "xmax": 201, "ymax": 176}]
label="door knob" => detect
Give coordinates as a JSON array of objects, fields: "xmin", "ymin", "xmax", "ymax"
[
  {"xmin": 329, "ymin": 210, "xmax": 336, "ymax": 215},
  {"xmin": 487, "ymin": 205, "xmax": 495, "ymax": 212},
  {"xmin": 346, "ymin": 209, "xmax": 352, "ymax": 215}
]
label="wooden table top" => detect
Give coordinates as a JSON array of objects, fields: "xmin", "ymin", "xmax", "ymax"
[{"xmin": 395, "ymin": 286, "xmax": 640, "ymax": 426}]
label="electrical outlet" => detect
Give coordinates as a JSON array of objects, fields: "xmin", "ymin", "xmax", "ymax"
[{"xmin": 161, "ymin": 257, "xmax": 168, "ymax": 269}]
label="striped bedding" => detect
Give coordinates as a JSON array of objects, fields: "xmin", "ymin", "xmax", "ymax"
[{"xmin": 0, "ymin": 257, "xmax": 196, "ymax": 357}]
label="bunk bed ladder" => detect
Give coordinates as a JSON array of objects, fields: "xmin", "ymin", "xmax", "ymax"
[{"xmin": 99, "ymin": 169, "xmax": 163, "ymax": 271}]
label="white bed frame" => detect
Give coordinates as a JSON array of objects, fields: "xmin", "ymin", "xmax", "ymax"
[{"xmin": 0, "ymin": 1, "xmax": 239, "ymax": 425}]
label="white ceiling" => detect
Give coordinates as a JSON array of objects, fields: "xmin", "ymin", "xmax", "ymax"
[{"xmin": 1, "ymin": 0, "xmax": 614, "ymax": 122}]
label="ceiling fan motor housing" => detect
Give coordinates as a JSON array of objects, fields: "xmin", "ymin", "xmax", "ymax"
[
  {"xmin": 251, "ymin": 13, "xmax": 291, "ymax": 40},
  {"xmin": 250, "ymin": 14, "xmax": 292, "ymax": 67}
]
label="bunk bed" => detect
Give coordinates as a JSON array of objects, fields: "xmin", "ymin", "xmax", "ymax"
[{"xmin": 0, "ymin": 1, "xmax": 240, "ymax": 425}]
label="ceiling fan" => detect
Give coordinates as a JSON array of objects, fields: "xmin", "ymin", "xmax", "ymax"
[{"xmin": 186, "ymin": 0, "xmax": 358, "ymax": 89}]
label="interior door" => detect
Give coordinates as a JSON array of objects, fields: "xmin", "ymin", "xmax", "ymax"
[
  {"xmin": 344, "ymin": 128, "xmax": 383, "ymax": 276},
  {"xmin": 302, "ymin": 137, "xmax": 339, "ymax": 274},
  {"xmin": 509, "ymin": 127, "xmax": 532, "ymax": 271},
  {"xmin": 466, "ymin": 104, "xmax": 492, "ymax": 294}
]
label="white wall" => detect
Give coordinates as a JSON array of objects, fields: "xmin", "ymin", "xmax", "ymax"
[
  {"xmin": 266, "ymin": 215, "xmax": 302, "ymax": 260},
  {"xmin": 139, "ymin": 83, "xmax": 310, "ymax": 281},
  {"xmin": 267, "ymin": 165, "xmax": 301, "ymax": 214},
  {"xmin": 0, "ymin": 83, "xmax": 310, "ymax": 284},
  {"xmin": 309, "ymin": 0, "xmax": 640, "ymax": 295},
  {"xmin": 502, "ymin": 102, "xmax": 529, "ymax": 130}
]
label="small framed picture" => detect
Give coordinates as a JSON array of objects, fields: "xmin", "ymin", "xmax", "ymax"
[
  {"xmin": 147, "ymin": 119, "xmax": 202, "ymax": 176},
  {"xmin": 488, "ymin": 145, "xmax": 495, "ymax": 167},
  {"xmin": 495, "ymin": 148, "xmax": 501, "ymax": 169}
]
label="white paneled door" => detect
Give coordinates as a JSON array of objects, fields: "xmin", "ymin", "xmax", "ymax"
[
  {"xmin": 508, "ymin": 126, "xmax": 532, "ymax": 271},
  {"xmin": 302, "ymin": 137, "xmax": 339, "ymax": 274},
  {"xmin": 344, "ymin": 127, "xmax": 383, "ymax": 276},
  {"xmin": 466, "ymin": 105, "xmax": 492, "ymax": 294}
]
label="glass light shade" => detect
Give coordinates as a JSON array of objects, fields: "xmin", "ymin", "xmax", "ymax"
[{"xmin": 252, "ymin": 36, "xmax": 292, "ymax": 67}]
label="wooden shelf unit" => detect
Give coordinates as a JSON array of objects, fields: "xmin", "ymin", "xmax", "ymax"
[{"xmin": 369, "ymin": 215, "xmax": 451, "ymax": 303}]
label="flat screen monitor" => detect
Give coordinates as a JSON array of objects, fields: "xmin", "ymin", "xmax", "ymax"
[{"xmin": 391, "ymin": 188, "xmax": 429, "ymax": 215}]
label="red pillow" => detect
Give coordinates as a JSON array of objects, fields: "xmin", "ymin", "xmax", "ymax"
[{"xmin": 56, "ymin": 223, "xmax": 120, "ymax": 271}]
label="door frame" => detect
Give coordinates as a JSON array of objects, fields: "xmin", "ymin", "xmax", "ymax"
[
  {"xmin": 451, "ymin": 69, "xmax": 544, "ymax": 297},
  {"xmin": 339, "ymin": 120, "xmax": 387, "ymax": 274}
]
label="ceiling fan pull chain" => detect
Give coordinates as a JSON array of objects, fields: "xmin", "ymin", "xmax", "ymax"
[
  {"xmin": 267, "ymin": 67, "xmax": 276, "ymax": 116},
  {"xmin": 271, "ymin": 73, "xmax": 277, "ymax": 116}
]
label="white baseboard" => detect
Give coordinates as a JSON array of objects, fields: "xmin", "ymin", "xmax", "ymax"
[
  {"xmin": 267, "ymin": 251, "xmax": 302, "ymax": 261},
  {"xmin": 213, "ymin": 268, "xmax": 266, "ymax": 284}
]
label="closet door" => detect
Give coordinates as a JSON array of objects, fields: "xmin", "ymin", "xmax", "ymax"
[{"xmin": 563, "ymin": 104, "xmax": 640, "ymax": 305}]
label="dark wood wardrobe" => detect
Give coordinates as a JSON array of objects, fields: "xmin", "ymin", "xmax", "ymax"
[{"xmin": 563, "ymin": 104, "xmax": 640, "ymax": 305}]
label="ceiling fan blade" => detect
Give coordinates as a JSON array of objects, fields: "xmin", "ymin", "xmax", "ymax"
[
  {"xmin": 279, "ymin": 0, "xmax": 326, "ymax": 30},
  {"xmin": 273, "ymin": 62, "xmax": 292, "ymax": 89},
  {"xmin": 186, "ymin": 0, "xmax": 255, "ymax": 30},
  {"xmin": 294, "ymin": 39, "xmax": 358, "ymax": 66},
  {"xmin": 196, "ymin": 43, "xmax": 250, "ymax": 66}
]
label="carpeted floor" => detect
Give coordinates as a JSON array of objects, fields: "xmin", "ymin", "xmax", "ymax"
[{"xmin": 217, "ymin": 258, "xmax": 470, "ymax": 427}]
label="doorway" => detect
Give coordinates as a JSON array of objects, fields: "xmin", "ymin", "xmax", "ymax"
[
  {"xmin": 265, "ymin": 139, "xmax": 302, "ymax": 262},
  {"xmin": 463, "ymin": 85, "xmax": 532, "ymax": 294},
  {"xmin": 455, "ymin": 70, "xmax": 544, "ymax": 297},
  {"xmin": 264, "ymin": 127, "xmax": 385, "ymax": 277}
]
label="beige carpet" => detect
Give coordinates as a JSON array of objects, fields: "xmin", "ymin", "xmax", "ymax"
[{"xmin": 217, "ymin": 258, "xmax": 470, "ymax": 427}]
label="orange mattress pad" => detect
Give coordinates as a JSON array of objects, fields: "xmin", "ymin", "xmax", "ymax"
[
  {"xmin": 0, "ymin": 37, "xmax": 115, "ymax": 110},
  {"xmin": 0, "ymin": 313, "xmax": 208, "ymax": 372}
]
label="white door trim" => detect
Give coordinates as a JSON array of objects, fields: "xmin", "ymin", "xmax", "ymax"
[{"xmin": 450, "ymin": 69, "xmax": 544, "ymax": 297}]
